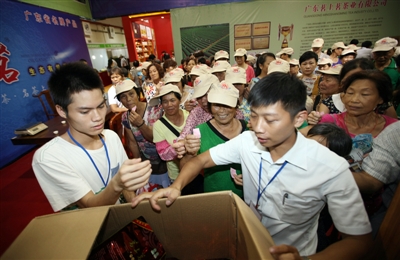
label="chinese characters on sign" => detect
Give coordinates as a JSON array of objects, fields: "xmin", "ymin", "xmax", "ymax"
[
  {"xmin": 304, "ymin": 0, "xmax": 387, "ymax": 12},
  {"xmin": 0, "ymin": 43, "xmax": 20, "ymax": 84},
  {"xmin": 24, "ymin": 10, "xmax": 78, "ymax": 28}
]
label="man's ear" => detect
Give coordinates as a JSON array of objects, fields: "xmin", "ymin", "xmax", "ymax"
[
  {"xmin": 294, "ymin": 110, "xmax": 308, "ymax": 128},
  {"xmin": 56, "ymin": 105, "xmax": 67, "ymax": 119}
]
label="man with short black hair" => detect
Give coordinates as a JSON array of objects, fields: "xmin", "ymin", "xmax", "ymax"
[
  {"xmin": 33, "ymin": 62, "xmax": 151, "ymax": 212},
  {"xmin": 356, "ymin": 40, "xmax": 373, "ymax": 59}
]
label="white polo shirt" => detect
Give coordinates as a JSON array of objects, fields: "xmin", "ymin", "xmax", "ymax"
[{"xmin": 210, "ymin": 130, "xmax": 371, "ymax": 255}]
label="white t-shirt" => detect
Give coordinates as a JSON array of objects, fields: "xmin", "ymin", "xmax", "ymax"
[
  {"xmin": 32, "ymin": 130, "xmax": 128, "ymax": 212},
  {"xmin": 210, "ymin": 131, "xmax": 371, "ymax": 255},
  {"xmin": 107, "ymin": 85, "xmax": 123, "ymax": 107}
]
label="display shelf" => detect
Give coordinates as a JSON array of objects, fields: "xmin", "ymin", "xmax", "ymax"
[{"xmin": 134, "ymin": 39, "xmax": 156, "ymax": 62}]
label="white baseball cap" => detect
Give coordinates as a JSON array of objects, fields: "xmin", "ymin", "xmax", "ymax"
[
  {"xmin": 318, "ymin": 58, "xmax": 333, "ymax": 66},
  {"xmin": 268, "ymin": 58, "xmax": 290, "ymax": 74},
  {"xmin": 331, "ymin": 42, "xmax": 346, "ymax": 50},
  {"xmin": 207, "ymin": 81, "xmax": 239, "ymax": 108},
  {"xmin": 214, "ymin": 50, "xmax": 229, "ymax": 60},
  {"xmin": 164, "ymin": 68, "xmax": 184, "ymax": 84},
  {"xmin": 148, "ymin": 84, "xmax": 182, "ymax": 107},
  {"xmin": 318, "ymin": 64, "xmax": 342, "ymax": 75},
  {"xmin": 234, "ymin": 48, "xmax": 247, "ymax": 57},
  {"xmin": 225, "ymin": 66, "xmax": 246, "ymax": 84},
  {"xmin": 211, "ymin": 60, "xmax": 231, "ymax": 73},
  {"xmin": 276, "ymin": 47, "xmax": 294, "ymax": 57},
  {"xmin": 189, "ymin": 64, "xmax": 211, "ymax": 76},
  {"xmin": 115, "ymin": 79, "xmax": 138, "ymax": 96},
  {"xmin": 372, "ymin": 37, "xmax": 398, "ymax": 52},
  {"xmin": 311, "ymin": 38, "xmax": 324, "ymax": 48},
  {"xmin": 192, "ymin": 74, "xmax": 220, "ymax": 99}
]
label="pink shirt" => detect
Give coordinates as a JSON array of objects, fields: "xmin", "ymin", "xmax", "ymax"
[
  {"xmin": 320, "ymin": 112, "xmax": 398, "ymax": 138},
  {"xmin": 178, "ymin": 106, "xmax": 244, "ymax": 140},
  {"xmin": 245, "ymin": 64, "xmax": 255, "ymax": 83}
]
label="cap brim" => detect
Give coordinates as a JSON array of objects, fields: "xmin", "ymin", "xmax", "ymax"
[
  {"xmin": 372, "ymin": 46, "xmax": 393, "ymax": 52},
  {"xmin": 208, "ymin": 95, "xmax": 237, "ymax": 108}
]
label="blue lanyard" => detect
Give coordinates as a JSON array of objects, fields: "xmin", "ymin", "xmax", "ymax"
[
  {"xmin": 256, "ymin": 158, "xmax": 287, "ymax": 208},
  {"xmin": 67, "ymin": 129, "xmax": 111, "ymax": 187}
]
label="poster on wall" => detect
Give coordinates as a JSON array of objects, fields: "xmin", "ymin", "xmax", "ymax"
[
  {"xmin": 180, "ymin": 23, "xmax": 229, "ymax": 58},
  {"xmin": 234, "ymin": 24, "xmax": 251, "ymax": 38},
  {"xmin": 234, "ymin": 38, "xmax": 252, "ymax": 50},
  {"xmin": 252, "ymin": 37, "xmax": 270, "ymax": 49},
  {"xmin": 253, "ymin": 22, "xmax": 271, "ymax": 36},
  {"xmin": 146, "ymin": 27, "xmax": 153, "ymax": 40},
  {"xmin": 82, "ymin": 21, "xmax": 92, "ymax": 35},
  {"xmin": 140, "ymin": 24, "xmax": 147, "ymax": 38},
  {"xmin": 132, "ymin": 23, "xmax": 141, "ymax": 38},
  {"xmin": 0, "ymin": 0, "xmax": 91, "ymax": 167}
]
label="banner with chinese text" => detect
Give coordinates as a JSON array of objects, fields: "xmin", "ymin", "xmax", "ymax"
[{"xmin": 0, "ymin": 0, "xmax": 90, "ymax": 167}]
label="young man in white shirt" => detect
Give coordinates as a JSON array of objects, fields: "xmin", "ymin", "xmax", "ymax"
[
  {"xmin": 33, "ymin": 62, "xmax": 151, "ymax": 212},
  {"xmin": 132, "ymin": 72, "xmax": 372, "ymax": 259}
]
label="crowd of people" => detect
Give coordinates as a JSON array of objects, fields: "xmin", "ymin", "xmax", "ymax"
[{"xmin": 32, "ymin": 36, "xmax": 399, "ymax": 260}]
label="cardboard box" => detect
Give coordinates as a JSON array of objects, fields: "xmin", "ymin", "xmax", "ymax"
[{"xmin": 1, "ymin": 191, "xmax": 274, "ymax": 259}]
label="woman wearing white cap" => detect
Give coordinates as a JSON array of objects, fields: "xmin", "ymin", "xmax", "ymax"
[
  {"xmin": 115, "ymin": 80, "xmax": 169, "ymax": 188},
  {"xmin": 150, "ymin": 84, "xmax": 190, "ymax": 183},
  {"xmin": 339, "ymin": 49, "xmax": 356, "ymax": 65},
  {"xmin": 329, "ymin": 42, "xmax": 346, "ymax": 66},
  {"xmin": 181, "ymin": 81, "xmax": 246, "ymax": 198},
  {"xmin": 313, "ymin": 65, "xmax": 343, "ymax": 112},
  {"xmin": 234, "ymin": 48, "xmax": 255, "ymax": 83},
  {"xmin": 225, "ymin": 67, "xmax": 250, "ymax": 122}
]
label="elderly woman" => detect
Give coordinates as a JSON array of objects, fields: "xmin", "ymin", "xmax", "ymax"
[
  {"xmin": 115, "ymin": 79, "xmax": 169, "ymax": 188},
  {"xmin": 314, "ymin": 65, "xmax": 343, "ymax": 112},
  {"xmin": 319, "ymin": 70, "xmax": 397, "ymax": 138},
  {"xmin": 142, "ymin": 63, "xmax": 164, "ymax": 103},
  {"xmin": 150, "ymin": 84, "xmax": 189, "ymax": 183},
  {"xmin": 182, "ymin": 81, "xmax": 247, "ymax": 198},
  {"xmin": 234, "ymin": 48, "xmax": 255, "ymax": 83}
]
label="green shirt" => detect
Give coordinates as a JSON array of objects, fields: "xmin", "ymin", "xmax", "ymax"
[{"xmin": 197, "ymin": 119, "xmax": 247, "ymax": 198}]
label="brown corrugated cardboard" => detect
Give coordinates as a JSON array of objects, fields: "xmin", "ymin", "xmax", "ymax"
[{"xmin": 1, "ymin": 191, "xmax": 274, "ymax": 259}]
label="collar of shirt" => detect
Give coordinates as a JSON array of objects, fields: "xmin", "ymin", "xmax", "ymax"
[{"xmin": 250, "ymin": 130, "xmax": 308, "ymax": 170}]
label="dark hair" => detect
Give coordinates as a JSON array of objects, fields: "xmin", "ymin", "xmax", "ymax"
[
  {"xmin": 79, "ymin": 58, "xmax": 87, "ymax": 63},
  {"xmin": 361, "ymin": 41, "xmax": 373, "ymax": 48},
  {"xmin": 299, "ymin": 51, "xmax": 318, "ymax": 64},
  {"xmin": 307, "ymin": 123, "xmax": 352, "ymax": 157},
  {"xmin": 193, "ymin": 50, "xmax": 204, "ymax": 58},
  {"xmin": 248, "ymin": 72, "xmax": 307, "ymax": 118},
  {"xmin": 149, "ymin": 54, "xmax": 156, "ymax": 60},
  {"xmin": 209, "ymin": 55, "xmax": 215, "ymax": 64},
  {"xmin": 160, "ymin": 91, "xmax": 182, "ymax": 103},
  {"xmin": 350, "ymin": 39, "xmax": 359, "ymax": 45},
  {"xmin": 185, "ymin": 57, "xmax": 197, "ymax": 65},
  {"xmin": 121, "ymin": 68, "xmax": 129, "ymax": 77},
  {"xmin": 48, "ymin": 62, "xmax": 104, "ymax": 112},
  {"xmin": 133, "ymin": 60, "xmax": 140, "ymax": 67},
  {"xmin": 340, "ymin": 52, "xmax": 356, "ymax": 58},
  {"xmin": 339, "ymin": 58, "xmax": 374, "ymax": 82},
  {"xmin": 146, "ymin": 63, "xmax": 164, "ymax": 80},
  {"xmin": 110, "ymin": 66, "xmax": 124, "ymax": 77},
  {"xmin": 116, "ymin": 87, "xmax": 142, "ymax": 102},
  {"xmin": 197, "ymin": 57, "xmax": 207, "ymax": 65},
  {"xmin": 107, "ymin": 58, "xmax": 115, "ymax": 69},
  {"xmin": 163, "ymin": 59, "xmax": 177, "ymax": 71},
  {"xmin": 342, "ymin": 70, "xmax": 393, "ymax": 104},
  {"xmin": 255, "ymin": 53, "xmax": 276, "ymax": 76},
  {"xmin": 326, "ymin": 48, "xmax": 332, "ymax": 56}
]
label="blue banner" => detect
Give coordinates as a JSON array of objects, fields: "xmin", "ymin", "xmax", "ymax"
[
  {"xmin": 89, "ymin": 0, "xmax": 249, "ymax": 19},
  {"xmin": 0, "ymin": 0, "xmax": 91, "ymax": 168}
]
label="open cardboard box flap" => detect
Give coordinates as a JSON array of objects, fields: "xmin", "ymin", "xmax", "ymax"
[{"xmin": 2, "ymin": 191, "xmax": 274, "ymax": 259}]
